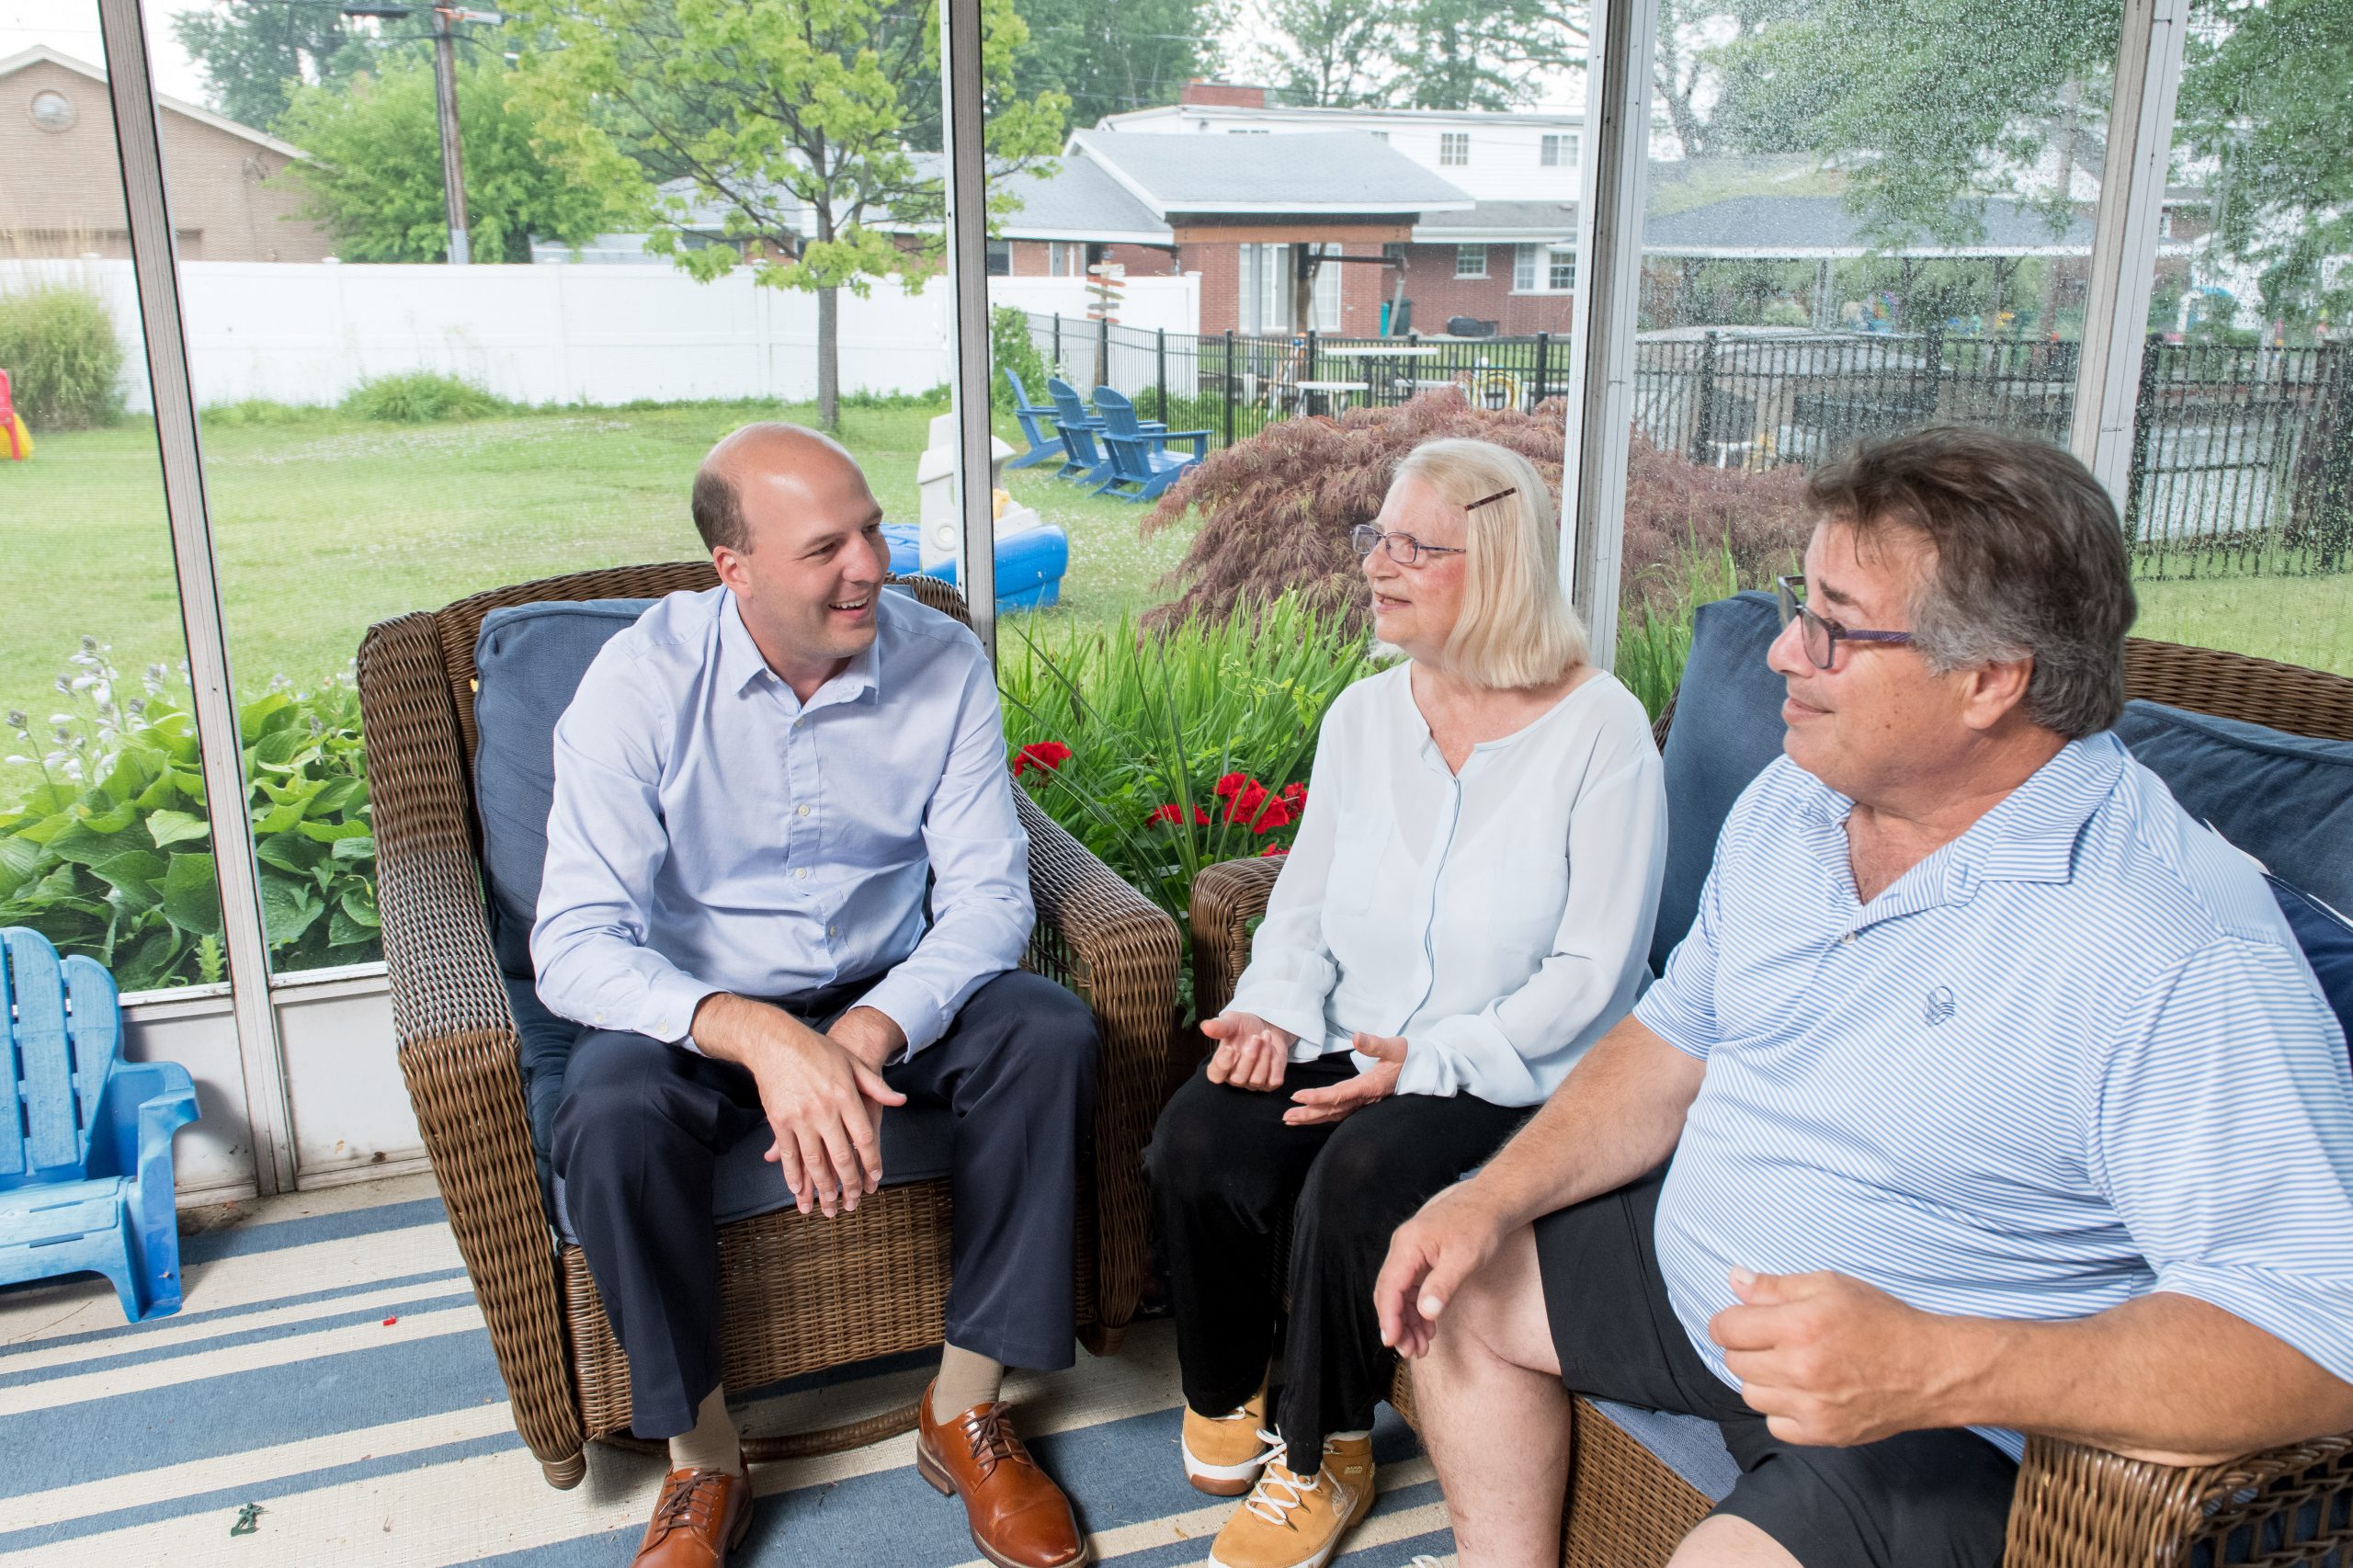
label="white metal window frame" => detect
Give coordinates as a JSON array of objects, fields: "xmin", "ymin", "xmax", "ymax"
[
  {"xmin": 1456, "ymin": 244, "xmax": 1489, "ymax": 279},
  {"xmin": 1439, "ymin": 131, "xmax": 1470, "ymax": 166},
  {"xmin": 86, "ymin": 0, "xmax": 2195, "ymax": 1196},
  {"xmin": 1540, "ymin": 132, "xmax": 1571, "ymax": 167}
]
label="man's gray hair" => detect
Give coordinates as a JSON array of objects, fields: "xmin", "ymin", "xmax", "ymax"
[{"xmin": 1808, "ymin": 426, "xmax": 2136, "ymax": 739}]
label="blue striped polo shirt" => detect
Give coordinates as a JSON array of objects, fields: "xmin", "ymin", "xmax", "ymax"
[{"xmin": 1639, "ymin": 732, "xmax": 2353, "ymax": 1459}]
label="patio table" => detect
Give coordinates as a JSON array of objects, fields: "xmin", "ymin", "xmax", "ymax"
[{"xmin": 1293, "ymin": 379, "xmax": 1371, "ymax": 415}]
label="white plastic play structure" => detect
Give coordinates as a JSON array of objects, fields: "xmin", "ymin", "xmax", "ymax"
[{"xmin": 914, "ymin": 413, "xmax": 1047, "ymax": 571}]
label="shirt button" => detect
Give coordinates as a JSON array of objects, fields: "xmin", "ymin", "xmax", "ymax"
[
  {"xmin": 795, "ymin": 867, "xmax": 810, "ymax": 880},
  {"xmin": 796, "ymin": 804, "xmax": 810, "ymax": 816},
  {"xmin": 828, "ymin": 924, "xmax": 838, "ymax": 937},
  {"xmin": 1840, "ymin": 931, "xmax": 1856, "ymax": 945}
]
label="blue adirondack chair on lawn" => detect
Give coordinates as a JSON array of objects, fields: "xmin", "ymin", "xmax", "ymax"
[
  {"xmin": 1091, "ymin": 386, "xmax": 1209, "ymax": 503},
  {"xmin": 1002, "ymin": 369, "xmax": 1063, "ymax": 471},
  {"xmin": 1044, "ymin": 378, "xmax": 1165, "ymax": 485},
  {"xmin": 0, "ymin": 926, "xmax": 199, "ymax": 1322}
]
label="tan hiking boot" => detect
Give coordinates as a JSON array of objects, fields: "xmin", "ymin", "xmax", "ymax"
[
  {"xmin": 1181, "ymin": 1381, "xmax": 1271, "ymax": 1495},
  {"xmin": 1205, "ymin": 1431, "xmax": 1374, "ymax": 1568}
]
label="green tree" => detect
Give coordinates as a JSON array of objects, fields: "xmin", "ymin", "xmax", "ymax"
[
  {"xmin": 274, "ymin": 56, "xmax": 620, "ymax": 264},
  {"xmin": 1251, "ymin": 0, "xmax": 1407, "ymax": 107},
  {"xmin": 173, "ymin": 0, "xmax": 366, "ymax": 131},
  {"xmin": 2177, "ymin": 0, "xmax": 2353, "ymax": 323},
  {"xmin": 512, "ymin": 0, "xmax": 1064, "ymax": 430},
  {"xmin": 1010, "ymin": 0, "xmax": 1221, "ymax": 126}
]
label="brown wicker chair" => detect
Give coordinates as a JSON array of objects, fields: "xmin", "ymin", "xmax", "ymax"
[
  {"xmin": 355, "ymin": 563, "xmax": 1180, "ymax": 1489},
  {"xmin": 1188, "ymin": 633, "xmax": 2353, "ymax": 1566}
]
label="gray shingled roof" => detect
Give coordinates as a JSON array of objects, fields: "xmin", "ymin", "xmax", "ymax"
[
  {"xmin": 1414, "ymin": 199, "xmax": 1580, "ymax": 239},
  {"xmin": 994, "ymin": 153, "xmax": 1169, "ymax": 241},
  {"xmin": 1642, "ymin": 195, "xmax": 2094, "ymax": 256},
  {"xmin": 1072, "ymin": 129, "xmax": 1472, "ymax": 216}
]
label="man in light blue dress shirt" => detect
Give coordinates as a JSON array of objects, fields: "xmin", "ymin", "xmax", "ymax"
[
  {"xmin": 533, "ymin": 425, "xmax": 1097, "ymax": 1568},
  {"xmin": 1372, "ymin": 427, "xmax": 2353, "ymax": 1568}
]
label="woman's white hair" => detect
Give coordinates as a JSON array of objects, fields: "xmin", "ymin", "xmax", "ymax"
[{"xmin": 1392, "ymin": 437, "xmax": 1588, "ymax": 689}]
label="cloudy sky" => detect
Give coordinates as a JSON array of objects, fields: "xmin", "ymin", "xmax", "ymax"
[{"xmin": 3, "ymin": 0, "xmax": 211, "ymax": 102}]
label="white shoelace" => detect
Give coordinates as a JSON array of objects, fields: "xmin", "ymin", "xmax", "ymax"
[{"xmin": 1240, "ymin": 1428, "xmax": 1323, "ymax": 1526}]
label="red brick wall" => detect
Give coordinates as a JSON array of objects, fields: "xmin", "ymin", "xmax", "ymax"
[
  {"xmin": 1191, "ymin": 242, "xmax": 1241, "ymax": 335},
  {"xmin": 1180, "ymin": 82, "xmax": 1268, "ymax": 107},
  {"xmin": 1102, "ymin": 242, "xmax": 1182, "ymax": 276},
  {"xmin": 1393, "ymin": 244, "xmax": 1574, "ymax": 335}
]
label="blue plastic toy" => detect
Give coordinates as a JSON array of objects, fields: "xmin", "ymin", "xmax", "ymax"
[
  {"xmin": 883, "ymin": 522, "xmax": 1069, "ymax": 611},
  {"xmin": 0, "ymin": 927, "xmax": 199, "ymax": 1321}
]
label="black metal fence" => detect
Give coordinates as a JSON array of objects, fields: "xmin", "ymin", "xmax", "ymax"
[{"xmin": 1017, "ymin": 312, "xmax": 2353, "ymax": 577}]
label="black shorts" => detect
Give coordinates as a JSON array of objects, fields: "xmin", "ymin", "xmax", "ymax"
[{"xmin": 1533, "ymin": 1167, "xmax": 2018, "ymax": 1568}]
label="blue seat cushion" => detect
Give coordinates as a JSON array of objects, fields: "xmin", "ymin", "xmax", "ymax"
[
  {"xmin": 471, "ymin": 590, "xmax": 954, "ymax": 1222},
  {"xmin": 1586, "ymin": 1398, "xmax": 1741, "ymax": 1504},
  {"xmin": 2114, "ymin": 699, "xmax": 2353, "ymax": 917},
  {"xmin": 2264, "ymin": 874, "xmax": 2353, "ymax": 1058},
  {"xmin": 1652, "ymin": 591, "xmax": 1790, "ymax": 976}
]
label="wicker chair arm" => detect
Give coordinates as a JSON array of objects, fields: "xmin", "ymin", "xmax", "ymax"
[
  {"xmin": 1188, "ymin": 857, "xmax": 1286, "ymax": 1024},
  {"xmin": 1014, "ymin": 792, "xmax": 1180, "ymax": 1332},
  {"xmin": 356, "ymin": 612, "xmax": 583, "ymax": 1469},
  {"xmin": 2006, "ymin": 1429, "xmax": 2353, "ymax": 1566}
]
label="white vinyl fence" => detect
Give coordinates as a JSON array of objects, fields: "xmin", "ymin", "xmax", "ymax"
[{"xmin": 0, "ymin": 259, "xmax": 1200, "ymax": 412}]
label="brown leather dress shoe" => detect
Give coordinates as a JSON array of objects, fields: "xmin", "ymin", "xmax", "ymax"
[
  {"xmin": 630, "ymin": 1466, "xmax": 753, "ymax": 1567},
  {"xmin": 915, "ymin": 1380, "xmax": 1089, "ymax": 1568}
]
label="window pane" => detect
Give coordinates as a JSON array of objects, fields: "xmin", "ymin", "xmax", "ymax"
[
  {"xmin": 1613, "ymin": 0, "xmax": 2116, "ymax": 719},
  {"xmin": 1, "ymin": 5, "xmax": 229, "ymax": 993},
  {"xmin": 158, "ymin": 0, "xmax": 965, "ymax": 976},
  {"xmin": 1456, "ymin": 245, "xmax": 1487, "ymax": 278},
  {"xmin": 1516, "ymin": 244, "xmax": 1537, "ymax": 291},
  {"xmin": 2122, "ymin": 1, "xmax": 2351, "ymax": 676}
]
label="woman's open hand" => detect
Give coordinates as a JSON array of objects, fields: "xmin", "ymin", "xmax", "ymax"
[
  {"xmin": 1283, "ymin": 1032, "xmax": 1405, "ymax": 1125},
  {"xmin": 1203, "ymin": 1011, "xmax": 1299, "ymax": 1090}
]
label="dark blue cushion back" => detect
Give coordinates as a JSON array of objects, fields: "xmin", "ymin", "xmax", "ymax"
[
  {"xmin": 2115, "ymin": 699, "xmax": 2353, "ymax": 917},
  {"xmin": 1652, "ymin": 591, "xmax": 1789, "ymax": 976},
  {"xmin": 473, "ymin": 598, "xmax": 657, "ymax": 1200},
  {"xmin": 2266, "ymin": 875, "xmax": 2353, "ymax": 1055}
]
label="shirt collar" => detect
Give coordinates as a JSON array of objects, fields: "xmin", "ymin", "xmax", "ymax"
[{"xmin": 715, "ymin": 587, "xmax": 886, "ymax": 704}]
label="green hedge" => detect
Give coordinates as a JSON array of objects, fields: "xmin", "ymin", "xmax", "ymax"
[{"xmin": 0, "ymin": 284, "xmax": 125, "ymax": 429}]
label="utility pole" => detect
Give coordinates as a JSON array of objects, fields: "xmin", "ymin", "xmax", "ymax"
[{"xmin": 429, "ymin": 5, "xmax": 470, "ymax": 264}]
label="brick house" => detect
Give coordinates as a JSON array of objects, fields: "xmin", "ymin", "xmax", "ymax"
[{"xmin": 0, "ymin": 46, "xmax": 331, "ymax": 262}]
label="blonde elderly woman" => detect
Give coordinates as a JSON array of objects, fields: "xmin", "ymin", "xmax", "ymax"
[{"xmin": 1146, "ymin": 437, "xmax": 1668, "ymax": 1568}]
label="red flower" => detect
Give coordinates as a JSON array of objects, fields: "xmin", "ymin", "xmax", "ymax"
[
  {"xmin": 1148, "ymin": 802, "xmax": 1211, "ymax": 825},
  {"xmin": 1224, "ymin": 781, "xmax": 1269, "ymax": 824},
  {"xmin": 1214, "ymin": 772, "xmax": 1249, "ymax": 799},
  {"xmin": 1258, "ymin": 843, "xmax": 1290, "ymax": 858},
  {"xmin": 1013, "ymin": 742, "xmax": 1072, "ymax": 778},
  {"xmin": 1250, "ymin": 796, "xmax": 1295, "ymax": 834},
  {"xmin": 1279, "ymin": 782, "xmax": 1307, "ymax": 810}
]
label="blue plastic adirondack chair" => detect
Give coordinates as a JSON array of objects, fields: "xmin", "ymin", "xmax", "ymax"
[
  {"xmin": 1091, "ymin": 387, "xmax": 1209, "ymax": 503},
  {"xmin": 1044, "ymin": 377, "xmax": 1118, "ymax": 483},
  {"xmin": 0, "ymin": 927, "xmax": 199, "ymax": 1322},
  {"xmin": 1002, "ymin": 369, "xmax": 1063, "ymax": 471}
]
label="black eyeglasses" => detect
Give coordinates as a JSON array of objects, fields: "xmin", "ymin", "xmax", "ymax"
[
  {"xmin": 1351, "ymin": 524, "xmax": 1465, "ymax": 567},
  {"xmin": 1776, "ymin": 575, "xmax": 1915, "ymax": 670}
]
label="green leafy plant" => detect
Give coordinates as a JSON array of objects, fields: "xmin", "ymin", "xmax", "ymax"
[
  {"xmin": 0, "ymin": 283, "xmax": 126, "ymax": 429},
  {"xmin": 340, "ymin": 371, "xmax": 517, "ymax": 423},
  {"xmin": 0, "ymin": 642, "xmax": 376, "ymax": 992},
  {"xmin": 991, "ymin": 305, "xmax": 1051, "ymax": 414},
  {"xmin": 998, "ymin": 597, "xmax": 1377, "ymax": 937}
]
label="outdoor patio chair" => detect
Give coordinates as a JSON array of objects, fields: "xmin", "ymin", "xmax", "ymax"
[
  {"xmin": 1089, "ymin": 387, "xmax": 1208, "ymax": 503},
  {"xmin": 0, "ymin": 926, "xmax": 199, "ymax": 1324},
  {"xmin": 1044, "ymin": 378, "xmax": 1164, "ymax": 485},
  {"xmin": 356, "ymin": 564, "xmax": 1179, "ymax": 1489},
  {"xmin": 1002, "ymin": 368, "xmax": 1063, "ymax": 470},
  {"xmin": 1189, "ymin": 612, "xmax": 2353, "ymax": 1567}
]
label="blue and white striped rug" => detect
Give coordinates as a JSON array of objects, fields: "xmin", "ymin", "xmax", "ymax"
[{"xmin": 0, "ymin": 1176, "xmax": 1457, "ymax": 1566}]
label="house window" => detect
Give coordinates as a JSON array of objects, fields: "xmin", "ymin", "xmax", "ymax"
[
  {"xmin": 1515, "ymin": 243, "xmax": 1576, "ymax": 292},
  {"xmin": 1370, "ymin": 131, "xmax": 1389, "ymax": 142},
  {"xmin": 1455, "ymin": 245, "xmax": 1487, "ymax": 279},
  {"xmin": 985, "ymin": 239, "xmax": 1010, "ymax": 277},
  {"xmin": 1440, "ymin": 132, "xmax": 1470, "ymax": 166},
  {"xmin": 1049, "ymin": 242, "xmax": 1080, "ymax": 277},
  {"xmin": 1540, "ymin": 133, "xmax": 1572, "ymax": 166}
]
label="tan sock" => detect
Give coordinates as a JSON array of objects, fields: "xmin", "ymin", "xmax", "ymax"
[
  {"xmin": 928, "ymin": 1344, "xmax": 1006, "ymax": 1421},
  {"xmin": 668, "ymin": 1384, "xmax": 744, "ymax": 1477}
]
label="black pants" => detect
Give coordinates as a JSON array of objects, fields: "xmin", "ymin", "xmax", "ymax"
[
  {"xmin": 551, "ymin": 969, "xmax": 1097, "ymax": 1439},
  {"xmin": 1535, "ymin": 1167, "xmax": 2018, "ymax": 1568},
  {"xmin": 1147, "ymin": 1055, "xmax": 1527, "ymax": 1458}
]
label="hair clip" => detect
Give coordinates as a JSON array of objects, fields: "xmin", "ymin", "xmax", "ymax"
[{"xmin": 1465, "ymin": 487, "xmax": 1517, "ymax": 511}]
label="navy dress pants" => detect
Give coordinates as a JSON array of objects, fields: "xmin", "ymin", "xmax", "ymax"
[{"xmin": 551, "ymin": 969, "xmax": 1098, "ymax": 1438}]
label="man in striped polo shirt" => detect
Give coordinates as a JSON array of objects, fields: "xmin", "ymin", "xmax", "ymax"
[{"xmin": 1374, "ymin": 426, "xmax": 2353, "ymax": 1568}]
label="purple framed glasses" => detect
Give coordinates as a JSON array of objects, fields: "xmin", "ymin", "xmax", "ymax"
[{"xmin": 1776, "ymin": 575, "xmax": 1915, "ymax": 670}]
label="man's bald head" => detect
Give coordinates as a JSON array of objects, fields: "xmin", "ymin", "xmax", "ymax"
[{"xmin": 690, "ymin": 422, "xmax": 862, "ymax": 552}]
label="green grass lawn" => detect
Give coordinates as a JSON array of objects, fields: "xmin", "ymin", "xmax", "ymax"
[
  {"xmin": 2131, "ymin": 570, "xmax": 2353, "ymax": 677},
  {"xmin": 0, "ymin": 401, "xmax": 1195, "ymax": 729}
]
